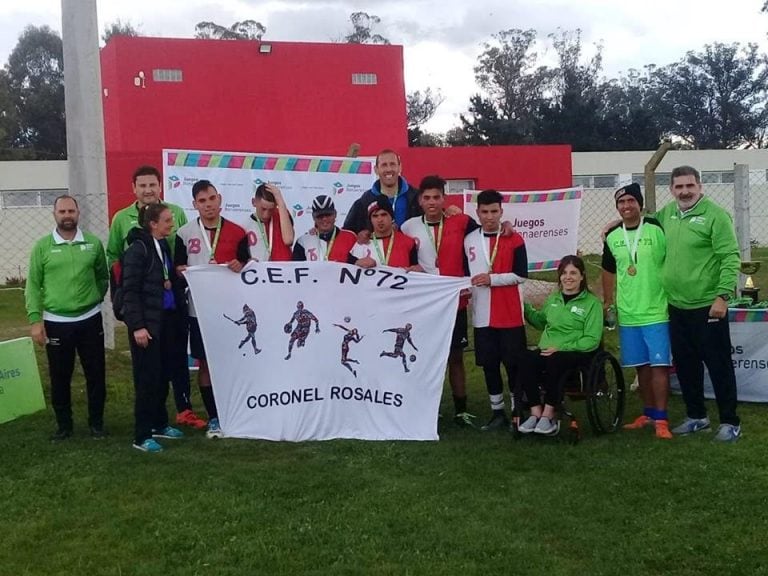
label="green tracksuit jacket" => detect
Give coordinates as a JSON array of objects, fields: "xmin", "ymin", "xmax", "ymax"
[
  {"xmin": 524, "ymin": 290, "xmax": 603, "ymax": 352},
  {"xmin": 655, "ymin": 196, "xmax": 740, "ymax": 309},
  {"xmin": 25, "ymin": 230, "xmax": 109, "ymax": 323},
  {"xmin": 106, "ymin": 201, "xmax": 187, "ymax": 267}
]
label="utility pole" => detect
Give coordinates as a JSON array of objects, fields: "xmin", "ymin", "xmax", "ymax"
[{"xmin": 61, "ymin": 0, "xmax": 114, "ymax": 348}]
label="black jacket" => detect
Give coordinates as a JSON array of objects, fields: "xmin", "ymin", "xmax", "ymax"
[
  {"xmin": 122, "ymin": 229, "xmax": 186, "ymax": 338},
  {"xmin": 342, "ymin": 176, "xmax": 422, "ymax": 233}
]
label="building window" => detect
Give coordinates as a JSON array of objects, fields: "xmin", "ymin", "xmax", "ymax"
[
  {"xmin": 593, "ymin": 174, "xmax": 618, "ymax": 189},
  {"xmin": 572, "ymin": 176, "xmax": 591, "ymax": 189},
  {"xmin": 152, "ymin": 69, "xmax": 183, "ymax": 82},
  {"xmin": 446, "ymin": 179, "xmax": 475, "ymax": 194},
  {"xmin": 352, "ymin": 73, "xmax": 377, "ymax": 85},
  {"xmin": 721, "ymin": 171, "xmax": 735, "ymax": 184},
  {"xmin": 631, "ymin": 174, "xmax": 645, "ymax": 186},
  {"xmin": 1, "ymin": 189, "xmax": 68, "ymax": 209},
  {"xmin": 701, "ymin": 171, "xmax": 720, "ymax": 184}
]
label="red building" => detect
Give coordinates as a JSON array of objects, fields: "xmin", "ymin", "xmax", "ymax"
[{"xmin": 100, "ymin": 37, "xmax": 570, "ymax": 215}]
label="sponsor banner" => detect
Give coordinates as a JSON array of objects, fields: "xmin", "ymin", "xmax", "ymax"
[
  {"xmin": 0, "ymin": 337, "xmax": 46, "ymax": 424},
  {"xmin": 163, "ymin": 149, "xmax": 375, "ymax": 238},
  {"xmin": 670, "ymin": 309, "xmax": 768, "ymax": 402},
  {"xmin": 464, "ymin": 187, "xmax": 582, "ymax": 271},
  {"xmin": 184, "ymin": 262, "xmax": 470, "ymax": 441}
]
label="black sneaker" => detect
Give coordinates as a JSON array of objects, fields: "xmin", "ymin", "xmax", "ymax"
[
  {"xmin": 50, "ymin": 428, "xmax": 73, "ymax": 442},
  {"xmin": 90, "ymin": 426, "xmax": 108, "ymax": 439},
  {"xmin": 481, "ymin": 413, "xmax": 509, "ymax": 431}
]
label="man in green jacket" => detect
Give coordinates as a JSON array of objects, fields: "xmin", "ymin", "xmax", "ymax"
[
  {"xmin": 106, "ymin": 165, "xmax": 188, "ymax": 267},
  {"xmin": 106, "ymin": 165, "xmax": 206, "ymax": 430},
  {"xmin": 25, "ymin": 196, "xmax": 109, "ymax": 441},
  {"xmin": 656, "ymin": 166, "xmax": 741, "ymax": 442}
]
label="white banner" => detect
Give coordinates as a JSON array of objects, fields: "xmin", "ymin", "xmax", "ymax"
[
  {"xmin": 184, "ymin": 262, "xmax": 471, "ymax": 441},
  {"xmin": 163, "ymin": 149, "xmax": 376, "ymax": 237},
  {"xmin": 670, "ymin": 309, "xmax": 768, "ymax": 403},
  {"xmin": 463, "ymin": 187, "xmax": 582, "ymax": 271}
]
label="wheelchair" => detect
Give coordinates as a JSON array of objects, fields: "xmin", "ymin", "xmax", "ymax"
[{"xmin": 512, "ymin": 348, "xmax": 625, "ymax": 444}]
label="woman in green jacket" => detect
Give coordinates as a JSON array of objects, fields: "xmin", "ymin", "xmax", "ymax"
[{"xmin": 518, "ymin": 255, "xmax": 603, "ymax": 435}]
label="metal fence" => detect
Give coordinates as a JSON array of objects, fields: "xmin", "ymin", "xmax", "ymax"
[{"xmin": 2, "ymin": 163, "xmax": 767, "ymax": 288}]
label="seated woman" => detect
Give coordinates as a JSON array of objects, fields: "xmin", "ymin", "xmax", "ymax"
[{"xmin": 518, "ymin": 255, "xmax": 603, "ymax": 435}]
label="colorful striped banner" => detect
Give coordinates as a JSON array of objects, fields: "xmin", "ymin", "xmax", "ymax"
[
  {"xmin": 464, "ymin": 189, "xmax": 582, "ymax": 204},
  {"xmin": 166, "ymin": 151, "xmax": 372, "ymax": 174},
  {"xmin": 728, "ymin": 308, "xmax": 768, "ymax": 322},
  {"xmin": 528, "ymin": 260, "xmax": 561, "ymax": 272}
]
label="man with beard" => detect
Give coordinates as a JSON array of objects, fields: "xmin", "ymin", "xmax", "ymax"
[
  {"xmin": 25, "ymin": 196, "xmax": 109, "ymax": 441},
  {"xmin": 656, "ymin": 166, "xmax": 741, "ymax": 442}
]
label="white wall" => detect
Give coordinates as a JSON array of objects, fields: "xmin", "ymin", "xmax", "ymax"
[{"xmin": 3, "ymin": 152, "xmax": 768, "ymax": 282}]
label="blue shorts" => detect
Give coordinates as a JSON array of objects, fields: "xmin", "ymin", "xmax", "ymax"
[{"xmin": 618, "ymin": 322, "xmax": 672, "ymax": 367}]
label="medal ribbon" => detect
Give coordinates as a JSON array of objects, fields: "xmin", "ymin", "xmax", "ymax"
[
  {"xmin": 322, "ymin": 228, "xmax": 338, "ymax": 261},
  {"xmin": 152, "ymin": 238, "xmax": 170, "ymax": 282},
  {"xmin": 256, "ymin": 218, "xmax": 273, "ymax": 259},
  {"xmin": 373, "ymin": 234, "xmax": 395, "ymax": 265},
  {"xmin": 480, "ymin": 229, "xmax": 501, "ymax": 272},
  {"xmin": 621, "ymin": 217, "xmax": 644, "ymax": 266},
  {"xmin": 198, "ymin": 217, "xmax": 223, "ymax": 261},
  {"xmin": 422, "ymin": 216, "xmax": 444, "ymax": 257}
]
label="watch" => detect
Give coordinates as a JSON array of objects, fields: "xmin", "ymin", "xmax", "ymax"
[{"xmin": 718, "ymin": 293, "xmax": 731, "ymax": 302}]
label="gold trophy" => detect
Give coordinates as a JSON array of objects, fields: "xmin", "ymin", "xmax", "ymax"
[{"xmin": 740, "ymin": 261, "xmax": 761, "ymax": 304}]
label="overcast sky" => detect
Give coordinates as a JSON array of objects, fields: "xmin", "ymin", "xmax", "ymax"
[{"xmin": 2, "ymin": 0, "xmax": 767, "ymax": 132}]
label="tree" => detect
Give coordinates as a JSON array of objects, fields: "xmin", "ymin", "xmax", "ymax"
[
  {"xmin": 654, "ymin": 42, "xmax": 768, "ymax": 148},
  {"xmin": 535, "ymin": 29, "xmax": 607, "ymax": 150},
  {"xmin": 406, "ymin": 88, "xmax": 444, "ymax": 146},
  {"xmin": 459, "ymin": 29, "xmax": 550, "ymax": 144},
  {"xmin": 102, "ymin": 19, "xmax": 141, "ymax": 44},
  {"xmin": 5, "ymin": 25, "xmax": 65, "ymax": 158},
  {"xmin": 598, "ymin": 67, "xmax": 669, "ymax": 150},
  {"xmin": 0, "ymin": 70, "xmax": 19, "ymax": 154},
  {"xmin": 344, "ymin": 12, "xmax": 390, "ymax": 45},
  {"xmin": 194, "ymin": 20, "xmax": 266, "ymax": 40}
]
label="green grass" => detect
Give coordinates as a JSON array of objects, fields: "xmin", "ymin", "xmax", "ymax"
[{"xmin": 1, "ymin": 289, "xmax": 768, "ymax": 576}]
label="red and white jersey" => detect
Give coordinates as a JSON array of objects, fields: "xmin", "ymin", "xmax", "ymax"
[
  {"xmin": 464, "ymin": 228, "xmax": 528, "ymax": 328},
  {"xmin": 350, "ymin": 231, "xmax": 416, "ymax": 268},
  {"xmin": 401, "ymin": 213, "xmax": 474, "ymax": 309},
  {"xmin": 176, "ymin": 217, "xmax": 246, "ymax": 317},
  {"xmin": 242, "ymin": 214, "xmax": 293, "ymax": 262},
  {"xmin": 295, "ymin": 227, "xmax": 357, "ymax": 263}
]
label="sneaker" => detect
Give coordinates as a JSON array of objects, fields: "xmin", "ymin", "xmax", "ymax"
[
  {"xmin": 671, "ymin": 417, "xmax": 711, "ymax": 436},
  {"xmin": 176, "ymin": 409, "xmax": 208, "ymax": 430},
  {"xmin": 90, "ymin": 426, "xmax": 108, "ymax": 439},
  {"xmin": 654, "ymin": 420, "xmax": 673, "ymax": 440},
  {"xmin": 534, "ymin": 417, "xmax": 560, "ymax": 436},
  {"xmin": 133, "ymin": 438, "xmax": 164, "ymax": 453},
  {"xmin": 518, "ymin": 415, "xmax": 539, "ymax": 434},
  {"xmin": 152, "ymin": 426, "xmax": 185, "ymax": 439},
  {"xmin": 481, "ymin": 412, "xmax": 509, "ymax": 431},
  {"xmin": 206, "ymin": 417, "xmax": 223, "ymax": 439},
  {"xmin": 50, "ymin": 428, "xmax": 72, "ymax": 442},
  {"xmin": 712, "ymin": 423, "xmax": 741, "ymax": 443},
  {"xmin": 453, "ymin": 412, "xmax": 477, "ymax": 428},
  {"xmin": 623, "ymin": 415, "xmax": 654, "ymax": 430}
]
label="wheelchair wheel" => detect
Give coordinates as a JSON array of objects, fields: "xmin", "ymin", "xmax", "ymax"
[{"xmin": 585, "ymin": 351, "xmax": 625, "ymax": 435}]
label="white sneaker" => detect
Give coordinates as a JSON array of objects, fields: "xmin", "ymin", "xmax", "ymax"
[
  {"xmin": 534, "ymin": 417, "xmax": 560, "ymax": 436},
  {"xmin": 518, "ymin": 415, "xmax": 539, "ymax": 434}
]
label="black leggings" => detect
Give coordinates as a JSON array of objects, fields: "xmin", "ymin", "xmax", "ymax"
[{"xmin": 518, "ymin": 348, "xmax": 594, "ymax": 407}]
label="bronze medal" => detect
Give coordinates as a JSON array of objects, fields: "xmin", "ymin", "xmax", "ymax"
[
  {"xmin": 435, "ymin": 258, "xmax": 439, "ymax": 268},
  {"xmin": 163, "ymin": 280, "xmax": 172, "ymax": 290},
  {"xmin": 627, "ymin": 265, "xmax": 637, "ymax": 276}
]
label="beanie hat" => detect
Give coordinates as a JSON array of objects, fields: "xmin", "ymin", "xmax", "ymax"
[
  {"xmin": 367, "ymin": 196, "xmax": 395, "ymax": 220},
  {"xmin": 614, "ymin": 182, "xmax": 643, "ymax": 209}
]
